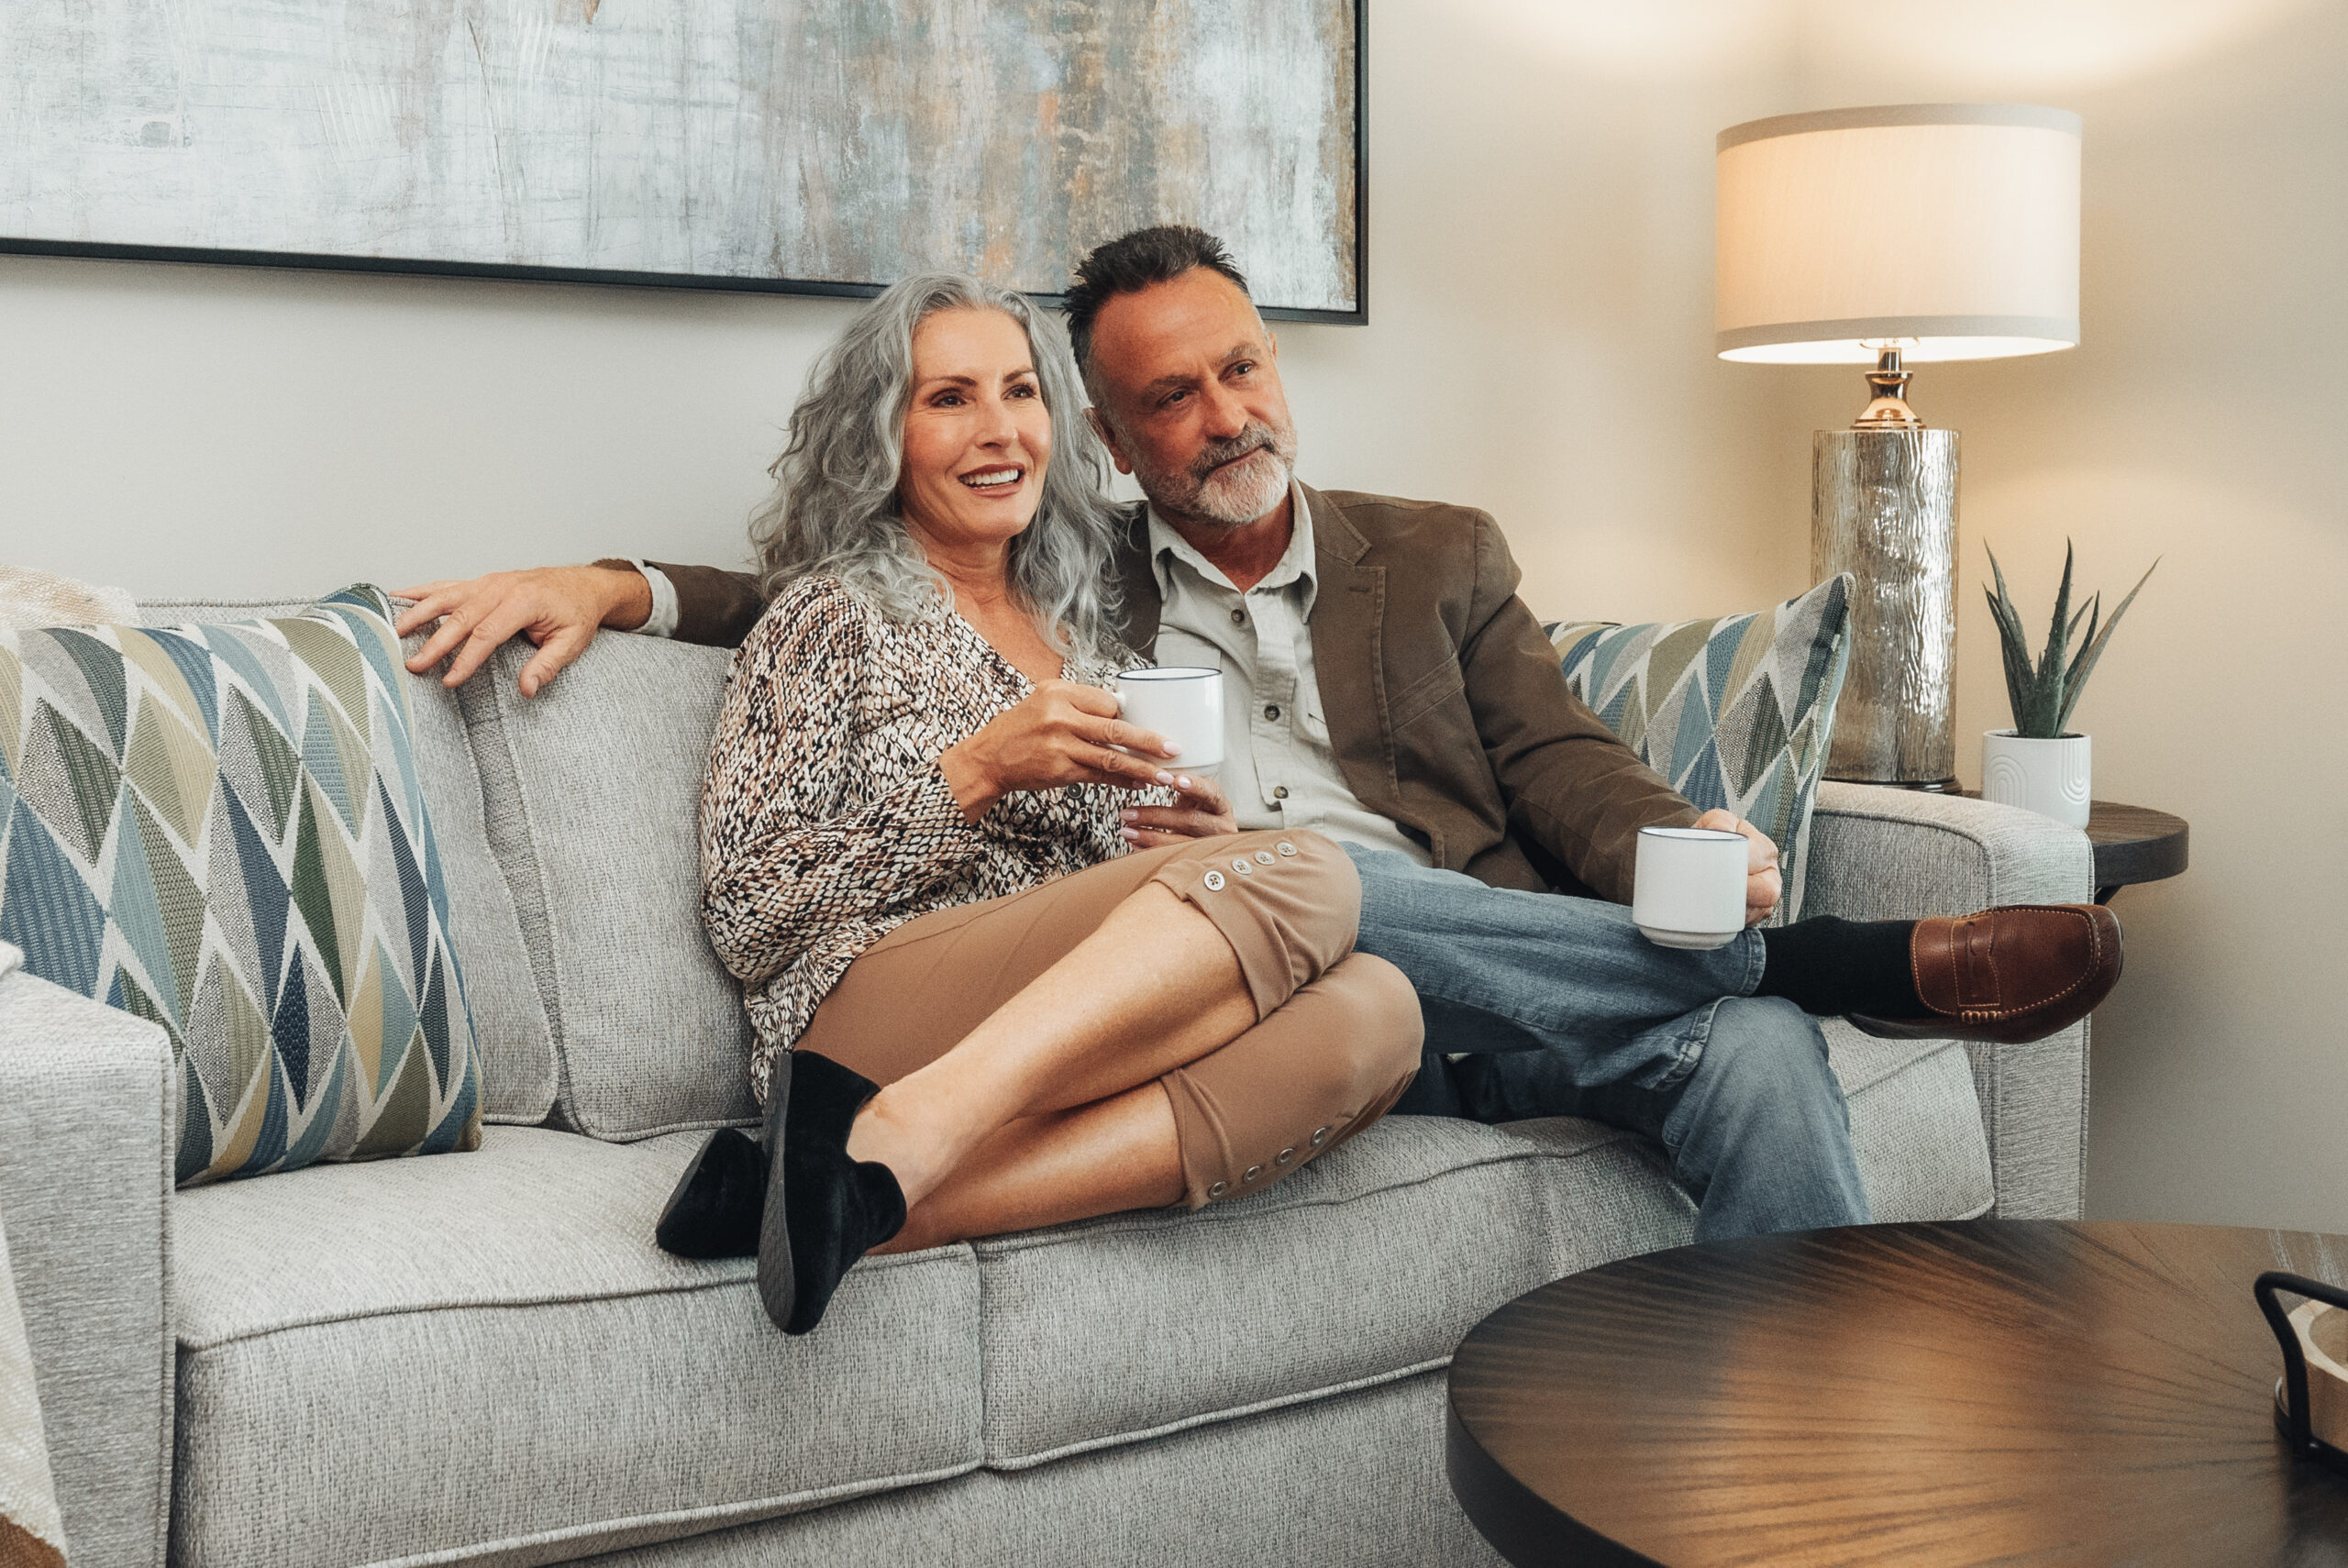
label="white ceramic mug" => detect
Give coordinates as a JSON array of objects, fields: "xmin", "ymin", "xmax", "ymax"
[
  {"xmin": 1115, "ymin": 668, "xmax": 1224, "ymax": 770},
  {"xmin": 1631, "ymin": 825, "xmax": 1748, "ymax": 950}
]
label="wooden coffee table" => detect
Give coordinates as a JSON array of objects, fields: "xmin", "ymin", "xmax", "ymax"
[{"xmin": 1447, "ymin": 1221, "xmax": 2348, "ymax": 1566}]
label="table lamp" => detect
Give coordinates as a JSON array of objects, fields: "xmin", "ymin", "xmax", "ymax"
[{"xmin": 1714, "ymin": 104, "xmax": 2082, "ymax": 789}]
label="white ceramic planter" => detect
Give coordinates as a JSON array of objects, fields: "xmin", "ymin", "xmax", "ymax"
[{"xmin": 1981, "ymin": 730, "xmax": 2092, "ymax": 828}]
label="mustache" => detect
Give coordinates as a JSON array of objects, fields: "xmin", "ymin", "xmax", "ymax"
[{"xmin": 1191, "ymin": 425, "xmax": 1282, "ymax": 481}]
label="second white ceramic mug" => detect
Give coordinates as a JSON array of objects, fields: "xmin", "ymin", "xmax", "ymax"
[
  {"xmin": 1631, "ymin": 825, "xmax": 1748, "ymax": 950},
  {"xmin": 1115, "ymin": 668, "xmax": 1224, "ymax": 770}
]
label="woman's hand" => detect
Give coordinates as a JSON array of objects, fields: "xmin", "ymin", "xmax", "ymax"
[
  {"xmin": 1119, "ymin": 771, "xmax": 1240, "ymax": 848},
  {"xmin": 938, "ymin": 680, "xmax": 1185, "ymax": 822},
  {"xmin": 1692, "ymin": 807, "xmax": 1783, "ymax": 925}
]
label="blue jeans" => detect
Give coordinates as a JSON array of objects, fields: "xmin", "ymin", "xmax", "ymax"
[{"xmin": 1344, "ymin": 845, "xmax": 1869, "ymax": 1241}]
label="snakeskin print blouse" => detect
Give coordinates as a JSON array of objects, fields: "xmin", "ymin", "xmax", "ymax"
[{"xmin": 701, "ymin": 573, "xmax": 1149, "ymax": 1106}]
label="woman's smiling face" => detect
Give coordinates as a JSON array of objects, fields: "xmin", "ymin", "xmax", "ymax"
[{"xmin": 897, "ymin": 307, "xmax": 1053, "ymax": 557}]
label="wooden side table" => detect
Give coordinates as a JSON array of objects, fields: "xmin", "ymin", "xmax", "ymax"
[{"xmin": 1953, "ymin": 794, "xmax": 2188, "ymax": 904}]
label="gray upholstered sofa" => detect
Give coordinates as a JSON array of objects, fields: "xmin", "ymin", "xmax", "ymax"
[{"xmin": 0, "ymin": 597, "xmax": 2097, "ymax": 1568}]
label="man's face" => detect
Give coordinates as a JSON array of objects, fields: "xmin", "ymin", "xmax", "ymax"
[{"xmin": 1084, "ymin": 268, "xmax": 1299, "ymax": 529}]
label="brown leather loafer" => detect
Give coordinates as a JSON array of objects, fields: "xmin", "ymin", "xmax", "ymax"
[{"xmin": 1851, "ymin": 903, "xmax": 2122, "ymax": 1044}]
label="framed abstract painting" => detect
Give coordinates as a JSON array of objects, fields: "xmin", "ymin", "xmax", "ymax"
[{"xmin": 0, "ymin": 0, "xmax": 1365, "ymax": 320}]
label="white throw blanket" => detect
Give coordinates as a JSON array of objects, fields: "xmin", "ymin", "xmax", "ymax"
[
  {"xmin": 0, "ymin": 943, "xmax": 69, "ymax": 1568},
  {"xmin": 0, "ymin": 564, "xmax": 136, "ymax": 631}
]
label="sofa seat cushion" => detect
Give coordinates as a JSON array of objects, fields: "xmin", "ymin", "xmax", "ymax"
[
  {"xmin": 973, "ymin": 1030, "xmax": 1988, "ymax": 1469},
  {"xmin": 1825, "ymin": 1023, "xmax": 1997, "ymax": 1224},
  {"xmin": 169, "ymin": 1126, "xmax": 982, "ymax": 1568}
]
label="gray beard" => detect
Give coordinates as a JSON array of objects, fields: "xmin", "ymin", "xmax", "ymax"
[
  {"xmin": 1135, "ymin": 422, "xmax": 1300, "ymax": 529},
  {"xmin": 1184, "ymin": 447, "xmax": 1292, "ymax": 526}
]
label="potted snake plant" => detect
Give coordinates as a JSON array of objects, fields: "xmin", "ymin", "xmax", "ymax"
[{"xmin": 1981, "ymin": 542, "xmax": 2157, "ymax": 827}]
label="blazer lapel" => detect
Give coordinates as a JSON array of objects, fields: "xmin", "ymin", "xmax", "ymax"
[
  {"xmin": 1111, "ymin": 502, "xmax": 1161, "ymax": 656},
  {"xmin": 1303, "ymin": 485, "xmax": 1400, "ymax": 810}
]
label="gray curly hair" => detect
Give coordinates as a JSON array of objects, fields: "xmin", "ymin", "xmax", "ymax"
[{"xmin": 748, "ymin": 273, "xmax": 1127, "ymax": 662}]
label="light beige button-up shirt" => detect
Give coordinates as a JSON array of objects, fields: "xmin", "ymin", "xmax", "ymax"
[{"xmin": 1146, "ymin": 481, "xmax": 1430, "ymax": 866}]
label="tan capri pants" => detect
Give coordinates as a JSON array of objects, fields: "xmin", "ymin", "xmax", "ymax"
[{"xmin": 797, "ymin": 830, "xmax": 1423, "ymax": 1209}]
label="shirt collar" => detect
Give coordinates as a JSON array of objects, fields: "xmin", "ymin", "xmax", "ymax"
[{"xmin": 1146, "ymin": 478, "xmax": 1316, "ymax": 612}]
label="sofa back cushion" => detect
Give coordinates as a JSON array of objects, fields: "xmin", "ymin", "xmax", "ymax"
[
  {"xmin": 466, "ymin": 633, "xmax": 756, "ymax": 1140},
  {"xmin": 135, "ymin": 596, "xmax": 558, "ymax": 1129},
  {"xmin": 1, "ymin": 588, "xmax": 510, "ymax": 1183},
  {"xmin": 1548, "ymin": 574, "xmax": 1852, "ymax": 922}
]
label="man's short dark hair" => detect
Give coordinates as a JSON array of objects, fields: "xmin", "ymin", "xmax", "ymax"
[{"xmin": 1062, "ymin": 226, "xmax": 1252, "ymax": 390}]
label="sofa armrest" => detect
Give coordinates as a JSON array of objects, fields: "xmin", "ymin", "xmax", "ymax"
[
  {"xmin": 1803, "ymin": 781, "xmax": 2094, "ymax": 919},
  {"xmin": 0, "ymin": 963, "xmax": 174, "ymax": 1568},
  {"xmin": 1802, "ymin": 783, "xmax": 2097, "ymax": 1220}
]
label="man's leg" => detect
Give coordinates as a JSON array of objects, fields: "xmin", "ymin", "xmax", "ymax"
[
  {"xmin": 1343, "ymin": 845, "xmax": 1763, "ymax": 1055},
  {"xmin": 1341, "ymin": 845, "xmax": 1866, "ymax": 1239},
  {"xmin": 1441, "ymin": 997, "xmax": 1869, "ymax": 1240}
]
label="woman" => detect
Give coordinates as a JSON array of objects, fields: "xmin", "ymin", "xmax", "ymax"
[{"xmin": 657, "ymin": 274, "xmax": 1423, "ymax": 1337}]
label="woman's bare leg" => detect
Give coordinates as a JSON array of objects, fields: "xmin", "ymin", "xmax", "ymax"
[
  {"xmin": 866, "ymin": 954, "xmax": 1425, "ymax": 1253},
  {"xmin": 869, "ymin": 1084, "xmax": 1182, "ymax": 1255},
  {"xmin": 846, "ymin": 882, "xmax": 1251, "ymax": 1209}
]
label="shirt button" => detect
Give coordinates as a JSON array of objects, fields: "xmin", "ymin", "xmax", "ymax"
[
  {"xmin": 1264, "ymin": 704, "xmax": 1281, "ymax": 721},
  {"xmin": 1272, "ymin": 786, "xmax": 1289, "ymax": 801},
  {"xmin": 1230, "ymin": 607, "xmax": 1246, "ymax": 624}
]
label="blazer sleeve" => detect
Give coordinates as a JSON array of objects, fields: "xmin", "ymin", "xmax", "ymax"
[
  {"xmin": 648, "ymin": 561, "xmax": 771, "ymax": 649},
  {"xmin": 699, "ymin": 587, "xmax": 993, "ymax": 988},
  {"xmin": 1457, "ymin": 514, "xmax": 1700, "ymax": 902}
]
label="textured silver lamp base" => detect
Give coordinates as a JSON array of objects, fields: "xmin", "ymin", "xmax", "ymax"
[{"xmin": 1813, "ymin": 427, "xmax": 1959, "ymax": 789}]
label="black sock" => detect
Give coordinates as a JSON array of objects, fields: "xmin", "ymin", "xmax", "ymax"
[{"xmin": 1756, "ymin": 916, "xmax": 1924, "ymax": 1018}]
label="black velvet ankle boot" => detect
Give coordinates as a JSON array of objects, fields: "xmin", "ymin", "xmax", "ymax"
[
  {"xmin": 652, "ymin": 1127, "xmax": 767, "ymax": 1259},
  {"xmin": 757, "ymin": 1050, "xmax": 907, "ymax": 1336}
]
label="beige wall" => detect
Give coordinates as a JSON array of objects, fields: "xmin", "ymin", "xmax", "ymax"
[{"xmin": 4, "ymin": 1, "xmax": 2341, "ymax": 1225}]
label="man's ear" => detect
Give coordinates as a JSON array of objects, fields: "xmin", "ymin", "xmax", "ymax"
[{"xmin": 1085, "ymin": 406, "xmax": 1135, "ymax": 476}]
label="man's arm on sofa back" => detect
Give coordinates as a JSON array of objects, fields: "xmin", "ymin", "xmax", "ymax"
[
  {"xmin": 1804, "ymin": 783, "xmax": 2097, "ymax": 1220},
  {"xmin": 645, "ymin": 561, "xmax": 769, "ymax": 649},
  {"xmin": 0, "ymin": 966, "xmax": 175, "ymax": 1568}
]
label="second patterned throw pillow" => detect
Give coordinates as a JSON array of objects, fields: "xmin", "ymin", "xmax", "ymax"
[{"xmin": 1548, "ymin": 575, "xmax": 1852, "ymax": 922}]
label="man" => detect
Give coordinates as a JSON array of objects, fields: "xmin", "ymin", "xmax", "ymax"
[{"xmin": 397, "ymin": 226, "xmax": 2117, "ymax": 1239}]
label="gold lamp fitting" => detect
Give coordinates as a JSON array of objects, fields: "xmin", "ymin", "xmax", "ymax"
[{"xmin": 1853, "ymin": 342, "xmax": 1924, "ymax": 430}]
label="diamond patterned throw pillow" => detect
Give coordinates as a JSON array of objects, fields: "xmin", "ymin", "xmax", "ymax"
[
  {"xmin": 0, "ymin": 585, "xmax": 482, "ymax": 1185},
  {"xmin": 1548, "ymin": 575, "xmax": 1852, "ymax": 922}
]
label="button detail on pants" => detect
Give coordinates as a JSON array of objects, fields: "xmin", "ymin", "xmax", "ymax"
[
  {"xmin": 1209, "ymin": 1181, "xmax": 1227, "ymax": 1198},
  {"xmin": 1254, "ymin": 850, "xmax": 1276, "ymax": 866},
  {"xmin": 1232, "ymin": 857, "xmax": 1253, "ymax": 875},
  {"xmin": 1202, "ymin": 870, "xmax": 1225, "ymax": 891},
  {"xmin": 1276, "ymin": 1147, "xmax": 1295, "ymax": 1166},
  {"xmin": 1276, "ymin": 840, "xmax": 1298, "ymax": 856},
  {"xmin": 1311, "ymin": 1126, "xmax": 1329, "ymax": 1146}
]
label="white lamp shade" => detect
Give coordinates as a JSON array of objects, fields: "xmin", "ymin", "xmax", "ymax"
[{"xmin": 1715, "ymin": 104, "xmax": 2081, "ymax": 364}]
